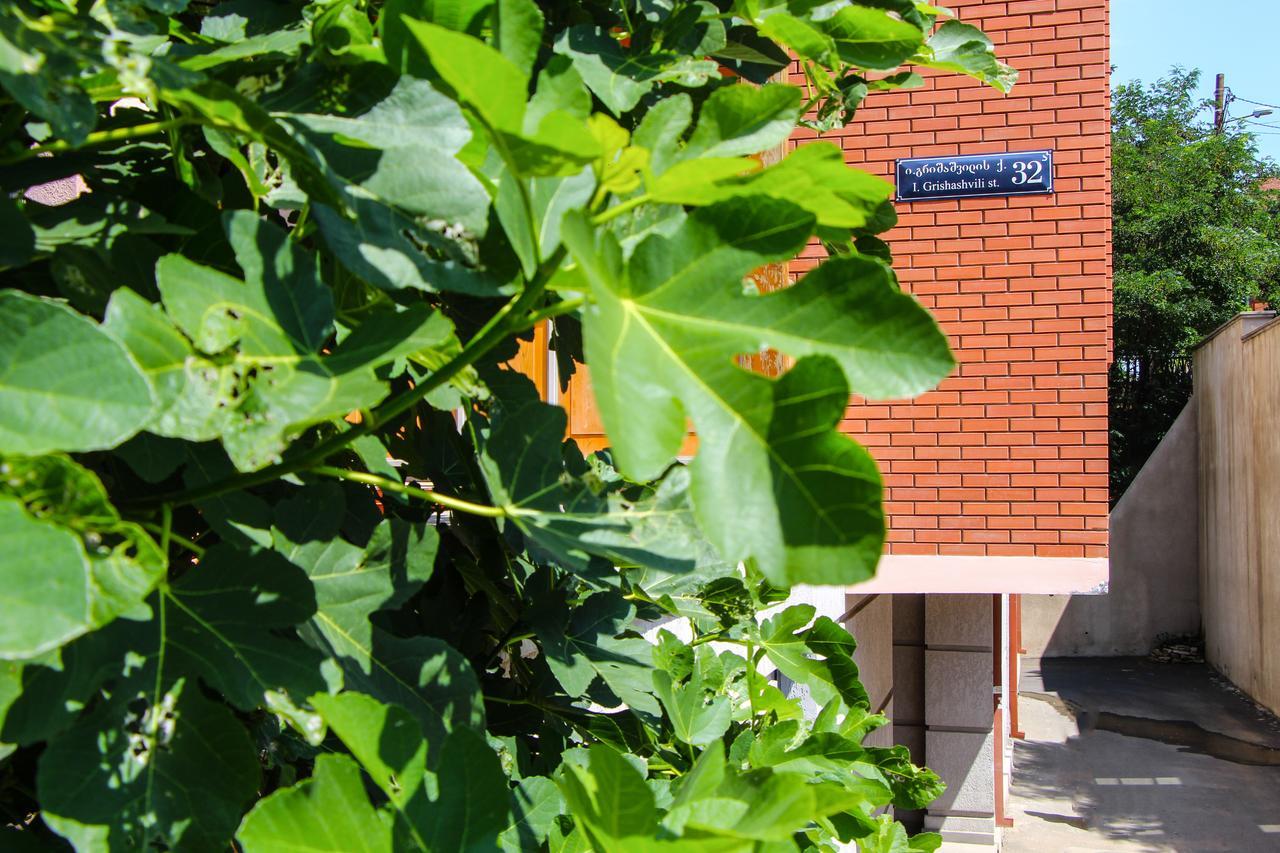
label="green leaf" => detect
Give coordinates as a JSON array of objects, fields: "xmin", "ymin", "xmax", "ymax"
[
  {"xmin": 224, "ymin": 209, "xmax": 334, "ymax": 352},
  {"xmin": 0, "ymin": 659, "xmax": 19, "ymax": 758},
  {"xmin": 493, "ymin": 0, "xmax": 545, "ymax": 76},
  {"xmin": 286, "ymin": 76, "xmax": 472, "ymax": 151},
  {"xmin": 0, "ymin": 18, "xmax": 95, "ymax": 144},
  {"xmin": 271, "ymin": 487, "xmax": 476, "ymax": 748},
  {"xmin": 475, "ymin": 371, "xmax": 721, "ymax": 578},
  {"xmin": 669, "ymin": 740, "xmax": 725, "ymax": 809},
  {"xmin": 0, "ymin": 291, "xmax": 154, "ymax": 455},
  {"xmin": 684, "ymin": 84, "xmax": 801, "ymax": 159},
  {"xmin": 285, "ymin": 78, "xmax": 491, "ymax": 236},
  {"xmin": 273, "ymin": 484, "xmax": 439, "ymax": 661},
  {"xmin": 401, "ymin": 17, "xmax": 527, "ymax": 133},
  {"xmin": 310, "ymin": 693, "xmax": 510, "ymax": 850},
  {"xmin": 565, "ymin": 198, "xmax": 952, "ymax": 584},
  {"xmin": 0, "ymin": 503, "xmax": 95, "ymax": 660},
  {"xmin": 496, "ymin": 167, "xmax": 596, "ymax": 277},
  {"xmin": 821, "ymin": 6, "xmax": 923, "ymax": 70},
  {"xmin": 531, "ymin": 589, "xmax": 659, "ymax": 715},
  {"xmin": 165, "ymin": 544, "xmax": 332, "ymax": 718},
  {"xmin": 558, "ymin": 743, "xmax": 658, "ymax": 842},
  {"xmin": 311, "ymin": 692, "xmax": 428, "ymax": 810},
  {"xmin": 528, "ymin": 55, "xmax": 592, "ymax": 127},
  {"xmin": 160, "ymin": 80, "xmax": 344, "ymax": 209},
  {"xmin": 918, "ymin": 20, "xmax": 1017, "ymax": 93},
  {"xmin": 237, "ymin": 754, "xmax": 393, "ymax": 853},
  {"xmin": 754, "ymin": 606, "xmax": 869, "ymax": 709},
  {"xmin": 0, "ymin": 455, "xmax": 163, "ymax": 659},
  {"xmin": 858, "ymin": 815, "xmax": 943, "ymax": 853},
  {"xmin": 652, "ymin": 670, "xmax": 731, "ymax": 747},
  {"xmin": 676, "ymin": 770, "xmax": 816, "ymax": 841},
  {"xmin": 40, "ymin": 678, "xmax": 260, "ymax": 851},
  {"xmin": 399, "ymin": 17, "xmax": 599, "ymax": 176},
  {"xmin": 863, "ymin": 744, "xmax": 945, "ymax": 810},
  {"xmin": 654, "ymin": 143, "xmax": 895, "ymax": 230},
  {"xmin": 554, "ymin": 27, "xmax": 718, "ymax": 117},
  {"xmin": 0, "ymin": 620, "xmax": 143, "ymax": 747},
  {"xmin": 142, "ymin": 243, "xmax": 455, "ymax": 468},
  {"xmin": 632, "ymin": 93, "xmax": 692, "ymax": 176},
  {"xmin": 420, "ymin": 726, "xmax": 513, "ymax": 851},
  {"xmin": 175, "ymin": 26, "xmax": 311, "ymax": 70},
  {"xmin": 102, "ymin": 288, "xmax": 227, "ymax": 442},
  {"xmin": 312, "ymin": 192, "xmax": 514, "ymax": 297},
  {"xmin": 757, "ymin": 13, "xmax": 836, "ymax": 66},
  {"xmin": 500, "ymin": 776, "xmax": 563, "ymax": 853},
  {"xmin": 26, "ymin": 196, "xmax": 189, "ymax": 254}
]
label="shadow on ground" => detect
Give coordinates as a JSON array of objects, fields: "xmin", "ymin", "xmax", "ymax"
[{"xmin": 1003, "ymin": 657, "xmax": 1280, "ymax": 853}]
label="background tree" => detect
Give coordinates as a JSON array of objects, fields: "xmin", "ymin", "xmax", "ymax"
[
  {"xmin": 1111, "ymin": 67, "xmax": 1280, "ymax": 499},
  {"xmin": 0, "ymin": 1, "xmax": 1011, "ymax": 850}
]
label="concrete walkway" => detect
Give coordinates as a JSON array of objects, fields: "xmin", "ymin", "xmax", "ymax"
[{"xmin": 1003, "ymin": 658, "xmax": 1280, "ymax": 852}]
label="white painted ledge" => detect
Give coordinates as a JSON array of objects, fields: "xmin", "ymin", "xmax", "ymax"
[{"xmin": 845, "ymin": 555, "xmax": 1109, "ymax": 595}]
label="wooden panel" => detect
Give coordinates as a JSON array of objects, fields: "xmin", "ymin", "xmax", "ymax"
[
  {"xmin": 505, "ymin": 321, "xmax": 548, "ymax": 397},
  {"xmin": 560, "ymin": 364, "xmax": 699, "ymax": 456}
]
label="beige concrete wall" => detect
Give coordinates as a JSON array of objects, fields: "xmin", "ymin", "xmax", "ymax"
[
  {"xmin": 1196, "ymin": 312, "xmax": 1280, "ymax": 714},
  {"xmin": 1022, "ymin": 399, "xmax": 1200, "ymax": 657},
  {"xmin": 1250, "ymin": 325, "xmax": 1280, "ymax": 710}
]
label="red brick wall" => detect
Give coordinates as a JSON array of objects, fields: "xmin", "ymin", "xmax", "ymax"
[{"xmin": 793, "ymin": 0, "xmax": 1111, "ymax": 559}]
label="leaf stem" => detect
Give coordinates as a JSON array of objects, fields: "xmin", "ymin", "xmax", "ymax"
[
  {"xmin": 140, "ymin": 519, "xmax": 206, "ymax": 557},
  {"xmin": 525, "ymin": 295, "xmax": 587, "ymax": 325},
  {"xmin": 0, "ymin": 117, "xmax": 195, "ymax": 164},
  {"xmin": 312, "ymin": 466, "xmax": 512, "ymax": 518},
  {"xmin": 591, "ymin": 193, "xmax": 652, "ymax": 225}
]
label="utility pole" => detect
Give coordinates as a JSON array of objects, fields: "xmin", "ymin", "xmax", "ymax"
[{"xmin": 1214, "ymin": 73, "xmax": 1226, "ymax": 134}]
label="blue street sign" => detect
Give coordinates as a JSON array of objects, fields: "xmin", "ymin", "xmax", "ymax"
[{"xmin": 895, "ymin": 150, "xmax": 1053, "ymax": 202}]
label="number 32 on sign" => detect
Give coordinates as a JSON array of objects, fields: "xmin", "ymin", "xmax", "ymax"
[{"xmin": 895, "ymin": 150, "xmax": 1053, "ymax": 202}]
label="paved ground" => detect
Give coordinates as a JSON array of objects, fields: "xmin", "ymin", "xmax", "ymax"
[{"xmin": 1003, "ymin": 657, "xmax": 1280, "ymax": 852}]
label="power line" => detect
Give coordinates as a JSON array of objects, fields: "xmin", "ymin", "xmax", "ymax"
[
  {"xmin": 1232, "ymin": 94, "xmax": 1280, "ymax": 111},
  {"xmin": 1243, "ymin": 120, "xmax": 1280, "ymax": 130}
]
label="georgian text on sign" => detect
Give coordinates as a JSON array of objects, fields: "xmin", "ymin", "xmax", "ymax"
[{"xmin": 895, "ymin": 150, "xmax": 1053, "ymax": 202}]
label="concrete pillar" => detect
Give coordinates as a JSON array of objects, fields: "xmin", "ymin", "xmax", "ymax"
[
  {"xmin": 922, "ymin": 594, "xmax": 996, "ymax": 846},
  {"xmin": 845, "ymin": 594, "xmax": 894, "ymax": 747},
  {"xmin": 892, "ymin": 594, "xmax": 926, "ymax": 832}
]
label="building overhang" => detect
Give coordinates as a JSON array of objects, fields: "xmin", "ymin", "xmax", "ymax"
[{"xmin": 846, "ymin": 555, "xmax": 1109, "ymax": 595}]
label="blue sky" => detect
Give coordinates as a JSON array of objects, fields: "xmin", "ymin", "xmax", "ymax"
[{"xmin": 1112, "ymin": 0, "xmax": 1280, "ymax": 162}]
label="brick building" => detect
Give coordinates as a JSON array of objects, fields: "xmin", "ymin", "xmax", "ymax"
[
  {"xmin": 519, "ymin": 1, "xmax": 1112, "ymax": 847},
  {"xmin": 798, "ymin": 0, "xmax": 1111, "ymax": 846}
]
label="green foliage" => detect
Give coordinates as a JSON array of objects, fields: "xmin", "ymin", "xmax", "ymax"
[
  {"xmin": 0, "ymin": 0, "xmax": 1009, "ymax": 849},
  {"xmin": 1111, "ymin": 68, "xmax": 1280, "ymax": 498}
]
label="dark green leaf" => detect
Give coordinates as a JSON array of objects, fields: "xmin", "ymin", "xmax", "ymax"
[
  {"xmin": 39, "ymin": 680, "xmax": 259, "ymax": 850},
  {"xmin": 0, "ymin": 455, "xmax": 163, "ymax": 659},
  {"xmin": 475, "ymin": 371, "xmax": 720, "ymax": 578},
  {"xmin": 0, "ymin": 195, "xmax": 33, "ymax": 267},
  {"xmin": 0, "ymin": 292, "xmax": 154, "ymax": 455},
  {"xmin": 531, "ymin": 589, "xmax": 658, "ymax": 715}
]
